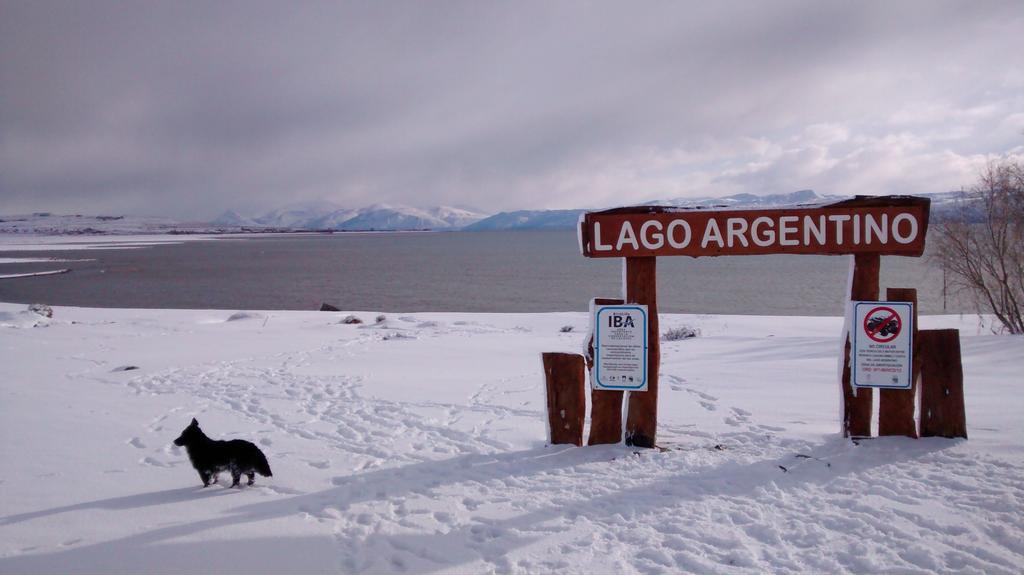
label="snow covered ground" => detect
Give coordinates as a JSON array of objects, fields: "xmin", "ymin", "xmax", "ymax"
[{"xmin": 0, "ymin": 303, "xmax": 1021, "ymax": 574}]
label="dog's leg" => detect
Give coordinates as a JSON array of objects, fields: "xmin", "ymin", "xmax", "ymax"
[
  {"xmin": 230, "ymin": 467, "xmax": 242, "ymax": 488},
  {"xmin": 247, "ymin": 471, "xmax": 255, "ymax": 486},
  {"xmin": 200, "ymin": 471, "xmax": 212, "ymax": 487},
  {"xmin": 210, "ymin": 472, "xmax": 219, "ymax": 484}
]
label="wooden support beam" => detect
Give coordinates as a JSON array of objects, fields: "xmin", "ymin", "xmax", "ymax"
[
  {"xmin": 542, "ymin": 352, "xmax": 586, "ymax": 446},
  {"xmin": 842, "ymin": 253, "xmax": 878, "ymax": 438},
  {"xmin": 878, "ymin": 287, "xmax": 920, "ymax": 438},
  {"xmin": 588, "ymin": 390, "xmax": 624, "ymax": 445},
  {"xmin": 920, "ymin": 329, "xmax": 968, "ymax": 439},
  {"xmin": 587, "ymin": 298, "xmax": 625, "ymax": 445},
  {"xmin": 624, "ymin": 257, "xmax": 660, "ymax": 448}
]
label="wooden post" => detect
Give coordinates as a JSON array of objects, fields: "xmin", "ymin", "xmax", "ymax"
[
  {"xmin": 587, "ymin": 298, "xmax": 624, "ymax": 445},
  {"xmin": 842, "ymin": 253, "xmax": 878, "ymax": 438},
  {"xmin": 878, "ymin": 287, "xmax": 920, "ymax": 438},
  {"xmin": 588, "ymin": 391, "xmax": 623, "ymax": 445},
  {"xmin": 624, "ymin": 257, "xmax": 660, "ymax": 448},
  {"xmin": 542, "ymin": 352, "xmax": 586, "ymax": 446},
  {"xmin": 919, "ymin": 329, "xmax": 967, "ymax": 439}
]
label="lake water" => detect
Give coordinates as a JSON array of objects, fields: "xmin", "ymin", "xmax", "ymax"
[{"xmin": 0, "ymin": 231, "xmax": 968, "ymax": 315}]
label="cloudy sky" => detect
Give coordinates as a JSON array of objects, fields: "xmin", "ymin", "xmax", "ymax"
[{"xmin": 2, "ymin": 1, "xmax": 1022, "ymax": 219}]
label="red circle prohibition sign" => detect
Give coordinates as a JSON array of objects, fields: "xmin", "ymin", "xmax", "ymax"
[{"xmin": 863, "ymin": 306, "xmax": 902, "ymax": 343}]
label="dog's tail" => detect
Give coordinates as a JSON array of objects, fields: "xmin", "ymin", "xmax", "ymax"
[{"xmin": 254, "ymin": 450, "xmax": 273, "ymax": 477}]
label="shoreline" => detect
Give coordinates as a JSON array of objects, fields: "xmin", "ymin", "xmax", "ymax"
[{"xmin": 0, "ymin": 300, "xmax": 994, "ymax": 336}]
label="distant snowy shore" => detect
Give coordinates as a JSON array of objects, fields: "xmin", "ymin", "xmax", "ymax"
[
  {"xmin": 0, "ymin": 213, "xmax": 344, "ymax": 236},
  {"xmin": 1, "ymin": 190, "xmax": 976, "ymax": 236},
  {"xmin": 1, "ymin": 303, "xmax": 1021, "ymax": 574}
]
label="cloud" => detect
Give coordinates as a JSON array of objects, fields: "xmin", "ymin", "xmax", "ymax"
[{"xmin": 1, "ymin": 1, "xmax": 1022, "ymax": 218}]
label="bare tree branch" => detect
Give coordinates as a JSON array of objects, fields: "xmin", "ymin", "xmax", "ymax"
[{"xmin": 931, "ymin": 160, "xmax": 1024, "ymax": 334}]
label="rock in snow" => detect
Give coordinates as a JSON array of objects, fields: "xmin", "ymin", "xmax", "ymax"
[{"xmin": 28, "ymin": 303, "xmax": 53, "ymax": 318}]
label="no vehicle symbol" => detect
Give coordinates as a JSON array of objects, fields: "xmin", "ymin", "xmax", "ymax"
[{"xmin": 863, "ymin": 306, "xmax": 901, "ymax": 343}]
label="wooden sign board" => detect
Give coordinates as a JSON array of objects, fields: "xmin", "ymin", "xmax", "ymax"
[{"xmin": 579, "ymin": 196, "xmax": 929, "ymax": 258}]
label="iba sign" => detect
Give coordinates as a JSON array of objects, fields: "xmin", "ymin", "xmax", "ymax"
[
  {"xmin": 593, "ymin": 305, "xmax": 648, "ymax": 391},
  {"xmin": 579, "ymin": 197, "xmax": 929, "ymax": 258}
]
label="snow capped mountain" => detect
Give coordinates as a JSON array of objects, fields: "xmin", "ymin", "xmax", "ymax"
[
  {"xmin": 305, "ymin": 208, "xmax": 362, "ymax": 230},
  {"xmin": 327, "ymin": 204, "xmax": 448, "ymax": 231},
  {"xmin": 650, "ymin": 189, "xmax": 837, "ymax": 208},
  {"xmin": 924, "ymin": 190, "xmax": 983, "ymax": 221},
  {"xmin": 464, "ymin": 193, "xmax": 834, "ymax": 231},
  {"xmin": 254, "ymin": 199, "xmax": 344, "ymax": 228},
  {"xmin": 426, "ymin": 206, "xmax": 488, "ymax": 228},
  {"xmin": 463, "ymin": 209, "xmax": 586, "ymax": 231},
  {"xmin": 211, "ymin": 210, "xmax": 258, "ymax": 227},
  {"xmin": 259, "ymin": 203, "xmax": 488, "ymax": 231}
]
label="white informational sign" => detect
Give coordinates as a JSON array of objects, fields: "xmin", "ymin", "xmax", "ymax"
[
  {"xmin": 852, "ymin": 301, "xmax": 914, "ymax": 389},
  {"xmin": 593, "ymin": 305, "xmax": 648, "ymax": 391}
]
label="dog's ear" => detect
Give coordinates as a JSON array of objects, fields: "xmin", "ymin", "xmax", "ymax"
[{"xmin": 191, "ymin": 418, "xmax": 199, "ymax": 426}]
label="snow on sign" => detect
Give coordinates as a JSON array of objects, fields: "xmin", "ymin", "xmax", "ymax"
[
  {"xmin": 593, "ymin": 305, "xmax": 648, "ymax": 391},
  {"xmin": 852, "ymin": 301, "xmax": 914, "ymax": 389}
]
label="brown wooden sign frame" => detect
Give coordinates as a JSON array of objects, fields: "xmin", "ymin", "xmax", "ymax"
[{"xmin": 578, "ymin": 195, "xmax": 932, "ymax": 447}]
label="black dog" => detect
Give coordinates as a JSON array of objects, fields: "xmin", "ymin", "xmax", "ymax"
[{"xmin": 173, "ymin": 418, "xmax": 272, "ymax": 487}]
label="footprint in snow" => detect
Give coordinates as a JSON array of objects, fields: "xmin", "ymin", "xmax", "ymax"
[
  {"xmin": 111, "ymin": 365, "xmax": 140, "ymax": 372},
  {"xmin": 140, "ymin": 457, "xmax": 169, "ymax": 467},
  {"xmin": 261, "ymin": 485, "xmax": 303, "ymax": 495},
  {"xmin": 724, "ymin": 408, "xmax": 756, "ymax": 429},
  {"xmin": 127, "ymin": 437, "xmax": 146, "ymax": 449},
  {"xmin": 664, "ymin": 374, "xmax": 688, "ymax": 391}
]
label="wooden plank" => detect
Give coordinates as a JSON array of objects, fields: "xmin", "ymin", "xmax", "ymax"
[
  {"xmin": 842, "ymin": 253, "xmax": 878, "ymax": 438},
  {"xmin": 623, "ymin": 257, "xmax": 660, "ymax": 448},
  {"xmin": 579, "ymin": 197, "xmax": 930, "ymax": 258},
  {"xmin": 878, "ymin": 288, "xmax": 920, "ymax": 437},
  {"xmin": 920, "ymin": 329, "xmax": 968, "ymax": 439},
  {"xmin": 587, "ymin": 298, "xmax": 625, "ymax": 445},
  {"xmin": 542, "ymin": 352, "xmax": 586, "ymax": 446},
  {"xmin": 588, "ymin": 389, "xmax": 623, "ymax": 445}
]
